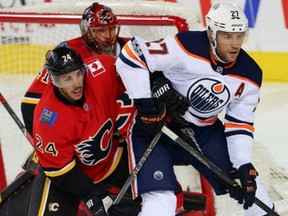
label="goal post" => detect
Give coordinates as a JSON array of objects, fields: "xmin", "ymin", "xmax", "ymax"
[{"xmin": 0, "ymin": 12, "xmax": 190, "ymax": 76}]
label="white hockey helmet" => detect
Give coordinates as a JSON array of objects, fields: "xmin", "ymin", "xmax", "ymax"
[{"xmin": 205, "ymin": 3, "xmax": 248, "ymax": 41}]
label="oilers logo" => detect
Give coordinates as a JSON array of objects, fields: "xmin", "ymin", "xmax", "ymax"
[
  {"xmin": 153, "ymin": 170, "xmax": 164, "ymax": 180},
  {"xmin": 187, "ymin": 78, "xmax": 230, "ymax": 114}
]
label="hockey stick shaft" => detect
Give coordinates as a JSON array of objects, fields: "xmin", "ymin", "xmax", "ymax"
[
  {"xmin": 0, "ymin": 92, "xmax": 38, "ymax": 205},
  {"xmin": 161, "ymin": 125, "xmax": 279, "ymax": 216},
  {"xmin": 0, "ymin": 92, "xmax": 34, "ymax": 146},
  {"xmin": 113, "ymin": 130, "xmax": 163, "ymax": 205}
]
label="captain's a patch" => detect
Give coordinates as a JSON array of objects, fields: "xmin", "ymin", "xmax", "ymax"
[{"xmin": 40, "ymin": 108, "xmax": 58, "ymax": 126}]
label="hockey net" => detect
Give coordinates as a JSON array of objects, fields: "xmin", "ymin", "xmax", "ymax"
[{"xmin": 0, "ymin": 1, "xmax": 288, "ymax": 215}]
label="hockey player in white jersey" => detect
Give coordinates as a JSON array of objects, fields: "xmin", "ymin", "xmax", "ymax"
[{"xmin": 116, "ymin": 3, "xmax": 277, "ymax": 216}]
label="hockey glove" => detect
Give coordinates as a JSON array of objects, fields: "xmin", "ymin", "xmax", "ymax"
[
  {"xmin": 228, "ymin": 163, "xmax": 258, "ymax": 209},
  {"xmin": 108, "ymin": 203, "xmax": 141, "ymax": 216},
  {"xmin": 134, "ymin": 98, "xmax": 166, "ymax": 137},
  {"xmin": 151, "ymin": 76, "xmax": 190, "ymax": 126},
  {"xmin": 82, "ymin": 183, "xmax": 113, "ymax": 216}
]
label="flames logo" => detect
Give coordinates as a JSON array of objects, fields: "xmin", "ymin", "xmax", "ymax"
[
  {"xmin": 75, "ymin": 119, "xmax": 113, "ymax": 166},
  {"xmin": 97, "ymin": 9, "xmax": 115, "ymax": 25}
]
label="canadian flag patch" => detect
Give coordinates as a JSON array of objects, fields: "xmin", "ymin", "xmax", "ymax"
[{"xmin": 87, "ymin": 59, "xmax": 106, "ymax": 77}]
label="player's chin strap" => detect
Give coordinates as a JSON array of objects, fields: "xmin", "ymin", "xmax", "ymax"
[
  {"xmin": 161, "ymin": 125, "xmax": 279, "ymax": 216},
  {"xmin": 210, "ymin": 42, "xmax": 228, "ymax": 64}
]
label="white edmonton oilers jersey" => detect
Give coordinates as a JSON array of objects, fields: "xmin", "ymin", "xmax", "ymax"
[{"xmin": 116, "ymin": 31, "xmax": 262, "ymax": 167}]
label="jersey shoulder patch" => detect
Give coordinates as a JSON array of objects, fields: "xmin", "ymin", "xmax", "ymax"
[
  {"xmin": 86, "ymin": 58, "xmax": 106, "ymax": 77},
  {"xmin": 40, "ymin": 108, "xmax": 58, "ymax": 126}
]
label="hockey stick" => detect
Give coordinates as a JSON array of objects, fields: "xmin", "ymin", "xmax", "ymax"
[
  {"xmin": 0, "ymin": 92, "xmax": 34, "ymax": 146},
  {"xmin": 0, "ymin": 92, "xmax": 39, "ymax": 171},
  {"xmin": 0, "ymin": 92, "xmax": 37, "ymax": 205},
  {"xmin": 0, "ymin": 92, "xmax": 39, "ymax": 172},
  {"xmin": 113, "ymin": 130, "xmax": 163, "ymax": 205},
  {"xmin": 161, "ymin": 125, "xmax": 279, "ymax": 216}
]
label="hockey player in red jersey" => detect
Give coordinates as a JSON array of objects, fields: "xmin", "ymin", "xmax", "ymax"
[
  {"xmin": 116, "ymin": 3, "xmax": 277, "ymax": 216},
  {"xmin": 17, "ymin": 2, "xmax": 198, "ymax": 215},
  {"xmin": 28, "ymin": 46, "xmax": 135, "ymax": 215},
  {"xmin": 21, "ymin": 2, "xmax": 128, "ymax": 135}
]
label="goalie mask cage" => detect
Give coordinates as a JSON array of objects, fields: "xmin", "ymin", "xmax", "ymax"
[{"xmin": 0, "ymin": 1, "xmax": 288, "ymax": 215}]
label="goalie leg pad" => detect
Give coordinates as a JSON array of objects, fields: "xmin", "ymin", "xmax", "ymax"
[
  {"xmin": 28, "ymin": 171, "xmax": 80, "ymax": 216},
  {"xmin": 0, "ymin": 174, "xmax": 34, "ymax": 216}
]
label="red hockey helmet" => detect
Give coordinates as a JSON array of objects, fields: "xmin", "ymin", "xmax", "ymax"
[{"xmin": 80, "ymin": 2, "xmax": 120, "ymax": 55}]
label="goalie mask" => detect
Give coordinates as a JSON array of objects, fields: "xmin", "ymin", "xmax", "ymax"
[
  {"xmin": 205, "ymin": 3, "xmax": 248, "ymax": 63},
  {"xmin": 45, "ymin": 47, "xmax": 86, "ymax": 88},
  {"xmin": 80, "ymin": 2, "xmax": 120, "ymax": 56}
]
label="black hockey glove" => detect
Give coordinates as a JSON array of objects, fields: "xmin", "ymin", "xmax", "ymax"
[
  {"xmin": 228, "ymin": 163, "xmax": 258, "ymax": 209},
  {"xmin": 82, "ymin": 183, "xmax": 113, "ymax": 216},
  {"xmin": 134, "ymin": 98, "xmax": 166, "ymax": 137},
  {"xmin": 108, "ymin": 204, "xmax": 122, "ymax": 216},
  {"xmin": 108, "ymin": 203, "xmax": 141, "ymax": 216},
  {"xmin": 151, "ymin": 76, "xmax": 190, "ymax": 126}
]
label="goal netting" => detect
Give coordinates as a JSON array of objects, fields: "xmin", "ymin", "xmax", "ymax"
[{"xmin": 0, "ymin": 1, "xmax": 287, "ymax": 215}]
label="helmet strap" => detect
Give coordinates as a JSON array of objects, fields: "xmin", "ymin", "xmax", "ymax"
[{"xmin": 209, "ymin": 30, "xmax": 229, "ymax": 64}]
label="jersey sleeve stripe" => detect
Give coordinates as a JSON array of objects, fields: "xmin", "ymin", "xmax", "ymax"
[
  {"xmin": 44, "ymin": 159, "xmax": 76, "ymax": 177},
  {"xmin": 198, "ymin": 116, "xmax": 218, "ymax": 124},
  {"xmin": 225, "ymin": 130, "xmax": 253, "ymax": 138},
  {"xmin": 123, "ymin": 43, "xmax": 147, "ymax": 69},
  {"xmin": 21, "ymin": 97, "xmax": 40, "ymax": 105},
  {"xmin": 224, "ymin": 122, "xmax": 255, "ymax": 132},
  {"xmin": 225, "ymin": 114, "xmax": 254, "ymax": 126},
  {"xmin": 118, "ymin": 52, "xmax": 142, "ymax": 70}
]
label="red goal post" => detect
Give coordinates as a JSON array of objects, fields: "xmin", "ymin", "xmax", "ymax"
[
  {"xmin": 0, "ymin": 12, "xmax": 190, "ymax": 76},
  {"xmin": 0, "ymin": 13, "xmax": 189, "ymax": 31}
]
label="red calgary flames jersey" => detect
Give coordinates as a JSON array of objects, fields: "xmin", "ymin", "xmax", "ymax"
[{"xmin": 33, "ymin": 54, "xmax": 135, "ymax": 183}]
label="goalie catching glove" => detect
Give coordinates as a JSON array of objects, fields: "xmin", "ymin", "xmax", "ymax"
[
  {"xmin": 228, "ymin": 163, "xmax": 258, "ymax": 209},
  {"xmin": 82, "ymin": 183, "xmax": 113, "ymax": 216},
  {"xmin": 151, "ymin": 76, "xmax": 190, "ymax": 126}
]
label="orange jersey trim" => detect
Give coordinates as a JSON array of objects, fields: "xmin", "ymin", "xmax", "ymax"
[{"xmin": 225, "ymin": 122, "xmax": 255, "ymax": 132}]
